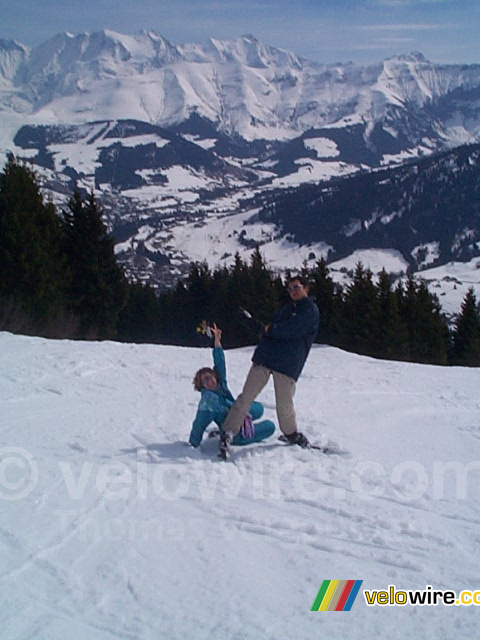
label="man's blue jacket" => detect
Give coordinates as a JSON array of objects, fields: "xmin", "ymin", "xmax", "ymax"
[{"xmin": 252, "ymin": 296, "xmax": 320, "ymax": 381}]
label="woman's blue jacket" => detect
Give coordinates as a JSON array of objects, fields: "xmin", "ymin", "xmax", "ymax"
[{"xmin": 189, "ymin": 347, "xmax": 235, "ymax": 447}]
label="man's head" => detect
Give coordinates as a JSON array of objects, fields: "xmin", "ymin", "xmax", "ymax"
[{"xmin": 287, "ymin": 275, "xmax": 310, "ymax": 301}]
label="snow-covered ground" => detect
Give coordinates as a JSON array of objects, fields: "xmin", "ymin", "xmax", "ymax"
[
  {"xmin": 328, "ymin": 249, "xmax": 410, "ymax": 276},
  {"xmin": 417, "ymin": 258, "xmax": 480, "ymax": 317},
  {"xmin": 326, "ymin": 251, "xmax": 480, "ymax": 319},
  {"xmin": 1, "ymin": 332, "xmax": 480, "ymax": 638}
]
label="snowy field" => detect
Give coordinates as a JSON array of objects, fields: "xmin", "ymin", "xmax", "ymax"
[{"xmin": 1, "ymin": 332, "xmax": 480, "ymax": 639}]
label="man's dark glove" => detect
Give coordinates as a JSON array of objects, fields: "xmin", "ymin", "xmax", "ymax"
[{"xmin": 238, "ymin": 307, "xmax": 265, "ymax": 335}]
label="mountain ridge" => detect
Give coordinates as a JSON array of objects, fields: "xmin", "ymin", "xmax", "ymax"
[
  {"xmin": 256, "ymin": 141, "xmax": 480, "ymax": 269},
  {"xmin": 1, "ymin": 30, "xmax": 480, "ymax": 298},
  {"xmin": 1, "ymin": 29, "xmax": 480, "ymax": 144}
]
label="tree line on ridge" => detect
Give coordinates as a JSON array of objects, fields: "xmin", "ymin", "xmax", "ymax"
[{"xmin": 1, "ymin": 154, "xmax": 479, "ymax": 366}]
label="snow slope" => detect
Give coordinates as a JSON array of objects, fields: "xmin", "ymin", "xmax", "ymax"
[
  {"xmin": 416, "ymin": 258, "xmax": 480, "ymax": 317},
  {"xmin": 1, "ymin": 332, "xmax": 480, "ymax": 639}
]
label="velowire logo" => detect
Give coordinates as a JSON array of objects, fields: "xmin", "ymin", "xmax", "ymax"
[{"xmin": 311, "ymin": 580, "xmax": 363, "ymax": 611}]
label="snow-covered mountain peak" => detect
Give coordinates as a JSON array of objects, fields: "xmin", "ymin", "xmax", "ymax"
[
  {"xmin": 179, "ymin": 33, "xmax": 304, "ymax": 71},
  {"xmin": 206, "ymin": 34, "xmax": 271, "ymax": 68},
  {"xmin": 229, "ymin": 33, "xmax": 304, "ymax": 69},
  {"xmin": 1, "ymin": 30, "xmax": 479, "ymax": 137},
  {"xmin": 14, "ymin": 29, "xmax": 183, "ymax": 110},
  {"xmin": 0, "ymin": 39, "xmax": 29, "ymax": 83},
  {"xmin": 389, "ymin": 51, "xmax": 429, "ymax": 64},
  {"xmin": 373, "ymin": 52, "xmax": 457, "ymax": 108},
  {"xmin": 1, "ymin": 30, "xmax": 480, "ymax": 144},
  {"xmin": 93, "ymin": 29, "xmax": 180, "ymax": 65},
  {"xmin": 27, "ymin": 29, "xmax": 180, "ymax": 74}
]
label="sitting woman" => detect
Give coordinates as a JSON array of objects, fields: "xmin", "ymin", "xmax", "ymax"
[{"xmin": 189, "ymin": 324, "xmax": 275, "ymax": 448}]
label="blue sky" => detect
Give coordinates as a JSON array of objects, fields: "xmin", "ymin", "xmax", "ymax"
[{"xmin": 1, "ymin": 0, "xmax": 479, "ymax": 65}]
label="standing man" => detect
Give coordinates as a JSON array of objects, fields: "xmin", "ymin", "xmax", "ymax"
[{"xmin": 220, "ymin": 275, "xmax": 320, "ymax": 456}]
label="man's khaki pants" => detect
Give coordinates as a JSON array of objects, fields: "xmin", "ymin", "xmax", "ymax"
[{"xmin": 222, "ymin": 363, "xmax": 297, "ymax": 436}]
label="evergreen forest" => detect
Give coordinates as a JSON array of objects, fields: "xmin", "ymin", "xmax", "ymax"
[{"xmin": 1, "ymin": 155, "xmax": 480, "ymax": 366}]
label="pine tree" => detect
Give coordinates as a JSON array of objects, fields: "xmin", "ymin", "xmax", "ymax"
[
  {"xmin": 186, "ymin": 261, "xmax": 213, "ymax": 319},
  {"xmin": 210, "ymin": 266, "xmax": 238, "ymax": 346},
  {"xmin": 225, "ymin": 252, "xmax": 258, "ymax": 343},
  {"xmin": 62, "ymin": 190, "xmax": 127, "ymax": 339},
  {"xmin": 376, "ymin": 269, "xmax": 410, "ymax": 360},
  {"xmin": 158, "ymin": 275, "xmax": 196, "ymax": 345},
  {"xmin": 450, "ymin": 288, "xmax": 480, "ymax": 366},
  {"xmin": 339, "ymin": 262, "xmax": 380, "ymax": 356},
  {"xmin": 400, "ymin": 275, "xmax": 449, "ymax": 365},
  {"xmin": 0, "ymin": 154, "xmax": 66, "ymax": 327},
  {"xmin": 117, "ymin": 281, "xmax": 162, "ymax": 343},
  {"xmin": 247, "ymin": 247, "xmax": 278, "ymax": 323},
  {"xmin": 229, "ymin": 253, "xmax": 251, "ymax": 304},
  {"xmin": 308, "ymin": 258, "xmax": 337, "ymax": 344}
]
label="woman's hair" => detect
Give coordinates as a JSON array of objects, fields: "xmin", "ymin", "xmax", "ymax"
[{"xmin": 193, "ymin": 367, "xmax": 220, "ymax": 392}]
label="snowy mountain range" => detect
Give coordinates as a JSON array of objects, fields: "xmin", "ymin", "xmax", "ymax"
[
  {"xmin": 1, "ymin": 30, "xmax": 480, "ymax": 300},
  {"xmin": 2, "ymin": 30, "xmax": 480, "ymax": 143},
  {"xmin": 2, "ymin": 29, "xmax": 480, "ymax": 143}
]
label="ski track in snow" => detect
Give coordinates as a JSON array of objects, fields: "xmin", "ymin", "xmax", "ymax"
[{"xmin": 1, "ymin": 332, "xmax": 480, "ymax": 638}]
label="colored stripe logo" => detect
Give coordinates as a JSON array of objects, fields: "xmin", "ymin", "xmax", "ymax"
[{"xmin": 311, "ymin": 580, "xmax": 363, "ymax": 611}]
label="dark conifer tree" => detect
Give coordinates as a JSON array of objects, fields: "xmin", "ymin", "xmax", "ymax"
[
  {"xmin": 0, "ymin": 154, "xmax": 66, "ymax": 328},
  {"xmin": 450, "ymin": 287, "xmax": 480, "ymax": 366},
  {"xmin": 225, "ymin": 252, "xmax": 258, "ymax": 342},
  {"xmin": 308, "ymin": 258, "xmax": 337, "ymax": 344},
  {"xmin": 400, "ymin": 275, "xmax": 449, "ymax": 364},
  {"xmin": 376, "ymin": 269, "xmax": 410, "ymax": 360},
  {"xmin": 158, "ymin": 277, "xmax": 194, "ymax": 344},
  {"xmin": 62, "ymin": 190, "xmax": 127, "ymax": 339},
  {"xmin": 186, "ymin": 261, "xmax": 213, "ymax": 320},
  {"xmin": 339, "ymin": 262, "xmax": 380, "ymax": 356},
  {"xmin": 229, "ymin": 253, "xmax": 251, "ymax": 304},
  {"xmin": 247, "ymin": 247, "xmax": 278, "ymax": 323},
  {"xmin": 210, "ymin": 266, "xmax": 239, "ymax": 346},
  {"xmin": 417, "ymin": 281, "xmax": 450, "ymax": 365},
  {"xmin": 117, "ymin": 281, "xmax": 162, "ymax": 343}
]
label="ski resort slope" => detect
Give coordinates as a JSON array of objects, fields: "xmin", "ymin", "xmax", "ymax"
[{"xmin": 1, "ymin": 332, "xmax": 480, "ymax": 639}]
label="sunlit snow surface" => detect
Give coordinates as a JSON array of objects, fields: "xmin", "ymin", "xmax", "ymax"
[{"xmin": 1, "ymin": 332, "xmax": 480, "ymax": 638}]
